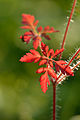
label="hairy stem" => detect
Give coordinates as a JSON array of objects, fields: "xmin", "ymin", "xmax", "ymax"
[
  {"xmin": 72, "ymin": 62, "xmax": 80, "ymax": 70},
  {"xmin": 57, "ymin": 49, "xmax": 80, "ymax": 82},
  {"xmin": 59, "ymin": 0, "xmax": 77, "ymax": 60},
  {"xmin": 57, "ymin": 61, "xmax": 80, "ymax": 84},
  {"xmin": 53, "ymin": 84, "xmax": 56, "ymax": 120},
  {"xmin": 66, "ymin": 48, "xmax": 80, "ymax": 67}
]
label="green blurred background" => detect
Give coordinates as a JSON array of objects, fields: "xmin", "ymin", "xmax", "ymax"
[{"xmin": 0, "ymin": 0, "xmax": 80, "ymax": 120}]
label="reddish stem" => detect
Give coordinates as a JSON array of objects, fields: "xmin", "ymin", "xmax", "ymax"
[
  {"xmin": 72, "ymin": 62, "xmax": 80, "ymax": 70},
  {"xmin": 57, "ymin": 60, "xmax": 80, "ymax": 85},
  {"xmin": 59, "ymin": 0, "xmax": 77, "ymax": 60},
  {"xmin": 66, "ymin": 48, "xmax": 80, "ymax": 67},
  {"xmin": 53, "ymin": 84, "xmax": 56, "ymax": 120}
]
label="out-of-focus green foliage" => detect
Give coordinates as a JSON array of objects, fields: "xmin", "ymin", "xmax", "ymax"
[{"xmin": 0, "ymin": 0, "xmax": 80, "ymax": 120}]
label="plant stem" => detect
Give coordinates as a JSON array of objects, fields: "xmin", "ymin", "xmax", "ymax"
[
  {"xmin": 72, "ymin": 62, "xmax": 80, "ymax": 70},
  {"xmin": 66, "ymin": 48, "xmax": 80, "ymax": 67},
  {"xmin": 53, "ymin": 84, "xmax": 56, "ymax": 120},
  {"xmin": 59, "ymin": 0, "xmax": 77, "ymax": 60}
]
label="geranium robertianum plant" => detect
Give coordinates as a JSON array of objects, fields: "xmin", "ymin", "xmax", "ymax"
[{"xmin": 19, "ymin": 0, "xmax": 80, "ymax": 120}]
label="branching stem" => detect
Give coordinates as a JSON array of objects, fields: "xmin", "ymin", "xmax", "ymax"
[
  {"xmin": 57, "ymin": 61, "xmax": 80, "ymax": 85},
  {"xmin": 66, "ymin": 48, "xmax": 80, "ymax": 67}
]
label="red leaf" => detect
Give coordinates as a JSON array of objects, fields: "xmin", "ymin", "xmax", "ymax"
[
  {"xmin": 48, "ymin": 68, "xmax": 57, "ymax": 80},
  {"xmin": 43, "ymin": 26, "xmax": 59, "ymax": 33},
  {"xmin": 50, "ymin": 27, "xmax": 59, "ymax": 33},
  {"xmin": 41, "ymin": 42, "xmax": 48, "ymax": 56},
  {"xmin": 20, "ymin": 36, "xmax": 22, "ymax": 39},
  {"xmin": 55, "ymin": 64, "xmax": 59, "ymax": 72},
  {"xmin": 37, "ymin": 26, "xmax": 43, "ymax": 32},
  {"xmin": 42, "ymin": 33, "xmax": 51, "ymax": 40},
  {"xmin": 42, "ymin": 51, "xmax": 47, "ymax": 56},
  {"xmin": 20, "ymin": 50, "xmax": 41, "ymax": 63},
  {"xmin": 47, "ymin": 49, "xmax": 54, "ymax": 57},
  {"xmin": 26, "ymin": 53, "xmax": 32, "ymax": 56},
  {"xmin": 22, "ymin": 14, "xmax": 35, "ymax": 25},
  {"xmin": 39, "ymin": 60, "xmax": 47, "ymax": 66},
  {"xmin": 20, "ymin": 31, "xmax": 32, "ymax": 44},
  {"xmin": 30, "ymin": 49, "xmax": 40, "ymax": 56},
  {"xmin": 23, "ymin": 36, "xmax": 32, "ymax": 43},
  {"xmin": 56, "ymin": 60, "xmax": 67, "ymax": 65},
  {"xmin": 24, "ymin": 32, "xmax": 32, "ymax": 36},
  {"xmin": 65, "ymin": 66, "xmax": 74, "ymax": 76},
  {"xmin": 41, "ymin": 42, "xmax": 46, "ymax": 49},
  {"xmin": 40, "ymin": 72, "xmax": 50, "ymax": 93},
  {"xmin": 41, "ymin": 26, "xmax": 59, "ymax": 40},
  {"xmin": 49, "ymin": 61, "xmax": 53, "ymax": 68},
  {"xmin": 36, "ymin": 67, "xmax": 45, "ymax": 73},
  {"xmin": 19, "ymin": 55, "xmax": 27, "ymax": 62},
  {"xmin": 33, "ymin": 20, "xmax": 39, "ymax": 27},
  {"xmin": 34, "ymin": 58, "xmax": 41, "ymax": 63},
  {"xmin": 44, "ymin": 26, "xmax": 50, "ymax": 31},
  {"xmin": 20, "ymin": 26, "xmax": 31, "ymax": 29},
  {"xmin": 33, "ymin": 39, "xmax": 39, "ymax": 49},
  {"xmin": 45, "ymin": 46, "xmax": 49, "ymax": 53},
  {"xmin": 53, "ymin": 48, "xmax": 64, "ymax": 57},
  {"xmin": 19, "ymin": 54, "xmax": 35, "ymax": 63},
  {"xmin": 55, "ymin": 61, "xmax": 74, "ymax": 76},
  {"xmin": 33, "ymin": 37, "xmax": 42, "ymax": 49}
]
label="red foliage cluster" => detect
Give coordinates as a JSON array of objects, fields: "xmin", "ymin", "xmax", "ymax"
[
  {"xmin": 20, "ymin": 14, "xmax": 59, "ymax": 50},
  {"xmin": 19, "ymin": 14, "xmax": 80, "ymax": 93}
]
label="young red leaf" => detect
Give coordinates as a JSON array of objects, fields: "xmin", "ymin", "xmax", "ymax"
[
  {"xmin": 22, "ymin": 14, "xmax": 35, "ymax": 25},
  {"xmin": 34, "ymin": 58, "xmax": 41, "ymax": 63},
  {"xmin": 37, "ymin": 26, "xmax": 43, "ymax": 32},
  {"xmin": 23, "ymin": 36, "xmax": 32, "ymax": 43},
  {"xmin": 20, "ymin": 50, "xmax": 41, "ymax": 63},
  {"xmin": 42, "ymin": 51, "xmax": 47, "ymax": 56},
  {"xmin": 19, "ymin": 54, "xmax": 35, "ymax": 63},
  {"xmin": 40, "ymin": 72, "xmax": 50, "ymax": 93},
  {"xmin": 24, "ymin": 32, "xmax": 32, "ymax": 36},
  {"xmin": 65, "ymin": 66, "xmax": 74, "ymax": 76},
  {"xmin": 53, "ymin": 48, "xmax": 64, "ymax": 58},
  {"xmin": 33, "ymin": 39, "xmax": 39, "ymax": 49},
  {"xmin": 39, "ymin": 59, "xmax": 47, "ymax": 66},
  {"xmin": 45, "ymin": 46, "xmax": 49, "ymax": 53},
  {"xmin": 55, "ymin": 64, "xmax": 59, "ymax": 72},
  {"xmin": 55, "ymin": 61, "xmax": 74, "ymax": 76},
  {"xmin": 41, "ymin": 42, "xmax": 46, "ymax": 49},
  {"xmin": 41, "ymin": 26, "xmax": 59, "ymax": 41},
  {"xmin": 33, "ymin": 37, "xmax": 42, "ymax": 49},
  {"xmin": 36, "ymin": 67, "xmax": 45, "ymax": 73},
  {"xmin": 44, "ymin": 26, "xmax": 50, "ymax": 31},
  {"xmin": 48, "ymin": 68, "xmax": 57, "ymax": 80},
  {"xmin": 43, "ymin": 26, "xmax": 59, "ymax": 33},
  {"xmin": 33, "ymin": 20, "xmax": 39, "ymax": 27},
  {"xmin": 41, "ymin": 42, "xmax": 48, "ymax": 56},
  {"xmin": 50, "ymin": 27, "xmax": 59, "ymax": 33},
  {"xmin": 56, "ymin": 60, "xmax": 67, "ymax": 65},
  {"xmin": 30, "ymin": 49, "xmax": 40, "ymax": 56},
  {"xmin": 20, "ymin": 26, "xmax": 31, "ymax": 29},
  {"xmin": 49, "ymin": 61, "xmax": 53, "ymax": 68},
  {"xmin": 20, "ymin": 31, "xmax": 32, "ymax": 44},
  {"xmin": 47, "ymin": 49, "xmax": 54, "ymax": 57},
  {"xmin": 55, "ymin": 61, "xmax": 66, "ymax": 72}
]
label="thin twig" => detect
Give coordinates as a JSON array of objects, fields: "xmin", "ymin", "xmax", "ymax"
[
  {"xmin": 59, "ymin": 0, "xmax": 77, "ymax": 60},
  {"xmin": 53, "ymin": 84, "xmax": 56, "ymax": 120}
]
